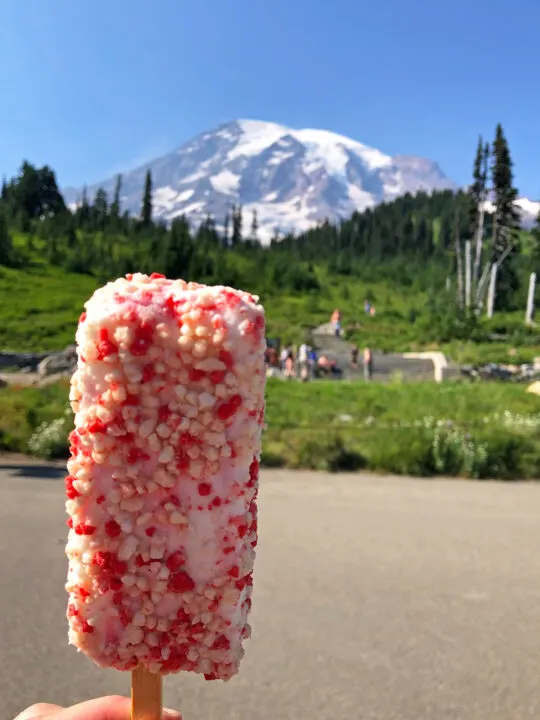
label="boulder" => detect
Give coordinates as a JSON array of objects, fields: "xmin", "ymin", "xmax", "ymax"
[
  {"xmin": 0, "ymin": 351, "xmax": 48, "ymax": 371},
  {"xmin": 38, "ymin": 346, "xmax": 78, "ymax": 378}
]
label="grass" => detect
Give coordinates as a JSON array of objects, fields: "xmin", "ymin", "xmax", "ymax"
[
  {"xmin": 2, "ymin": 257, "xmax": 539, "ymax": 365},
  {"xmin": 2, "ymin": 378, "xmax": 539, "ymax": 479},
  {"xmin": 0, "ymin": 264, "xmax": 97, "ymax": 350}
]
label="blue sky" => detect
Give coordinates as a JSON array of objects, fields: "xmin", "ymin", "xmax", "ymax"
[{"xmin": 1, "ymin": 0, "xmax": 538, "ymax": 196}]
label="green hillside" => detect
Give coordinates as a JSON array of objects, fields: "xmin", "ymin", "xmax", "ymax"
[{"xmin": 0, "ymin": 134, "xmax": 539, "ymax": 364}]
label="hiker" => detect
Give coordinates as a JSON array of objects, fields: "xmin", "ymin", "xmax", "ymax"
[
  {"xmin": 331, "ymin": 308, "xmax": 341, "ymax": 337},
  {"xmin": 363, "ymin": 347, "xmax": 373, "ymax": 382},
  {"xmin": 298, "ymin": 341, "xmax": 310, "ymax": 381},
  {"xmin": 279, "ymin": 346, "xmax": 289, "ymax": 372},
  {"xmin": 330, "ymin": 308, "xmax": 341, "ymax": 337},
  {"xmin": 284, "ymin": 345, "xmax": 295, "ymax": 378}
]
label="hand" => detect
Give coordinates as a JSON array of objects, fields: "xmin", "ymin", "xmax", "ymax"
[{"xmin": 14, "ymin": 695, "xmax": 181, "ymax": 720}]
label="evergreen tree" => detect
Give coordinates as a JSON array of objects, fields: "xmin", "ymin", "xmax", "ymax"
[
  {"xmin": 250, "ymin": 209, "xmax": 259, "ymax": 242},
  {"xmin": 77, "ymin": 186, "xmax": 91, "ymax": 229},
  {"xmin": 0, "ymin": 210, "xmax": 13, "ymax": 266},
  {"xmin": 490, "ymin": 124, "xmax": 521, "ymax": 309},
  {"xmin": 93, "ymin": 188, "xmax": 109, "ymax": 231},
  {"xmin": 469, "ymin": 137, "xmax": 489, "ymax": 236},
  {"xmin": 491, "ymin": 124, "xmax": 520, "ymax": 250},
  {"xmin": 223, "ymin": 212, "xmax": 230, "ymax": 246},
  {"xmin": 110, "ymin": 174, "xmax": 123, "ymax": 221},
  {"xmin": 9, "ymin": 162, "xmax": 65, "ymax": 219},
  {"xmin": 165, "ymin": 216, "xmax": 193, "ymax": 278},
  {"xmin": 231, "ymin": 204, "xmax": 243, "ymax": 246},
  {"xmin": 141, "ymin": 170, "xmax": 153, "ymax": 227}
]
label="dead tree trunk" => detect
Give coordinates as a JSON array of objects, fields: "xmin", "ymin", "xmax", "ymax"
[
  {"xmin": 455, "ymin": 218, "xmax": 464, "ymax": 309},
  {"xmin": 472, "ymin": 201, "xmax": 485, "ymax": 293},
  {"xmin": 487, "ymin": 264, "xmax": 498, "ymax": 319},
  {"xmin": 465, "ymin": 240, "xmax": 472, "ymax": 310},
  {"xmin": 526, "ymin": 272, "xmax": 537, "ymax": 325}
]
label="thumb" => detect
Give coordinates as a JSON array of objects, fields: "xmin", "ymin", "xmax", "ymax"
[{"xmin": 14, "ymin": 696, "xmax": 182, "ymax": 720}]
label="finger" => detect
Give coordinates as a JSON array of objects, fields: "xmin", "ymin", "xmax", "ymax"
[
  {"xmin": 55, "ymin": 696, "xmax": 130, "ymax": 720},
  {"xmin": 14, "ymin": 704, "xmax": 64, "ymax": 720},
  {"xmin": 55, "ymin": 695, "xmax": 182, "ymax": 720},
  {"xmin": 14, "ymin": 697, "xmax": 181, "ymax": 720}
]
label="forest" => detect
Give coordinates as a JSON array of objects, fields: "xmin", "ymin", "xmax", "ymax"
[{"xmin": 0, "ymin": 122, "xmax": 538, "ymax": 350}]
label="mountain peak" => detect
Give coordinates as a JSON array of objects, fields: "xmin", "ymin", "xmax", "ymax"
[{"xmin": 64, "ymin": 119, "xmax": 459, "ymax": 242}]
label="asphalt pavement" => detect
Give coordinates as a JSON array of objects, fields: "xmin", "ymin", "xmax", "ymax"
[{"xmin": 1, "ymin": 461, "xmax": 540, "ymax": 719}]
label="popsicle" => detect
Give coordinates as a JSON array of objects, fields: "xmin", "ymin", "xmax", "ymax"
[{"xmin": 65, "ymin": 273, "xmax": 266, "ymax": 715}]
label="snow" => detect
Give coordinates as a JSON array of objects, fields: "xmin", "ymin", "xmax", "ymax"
[
  {"xmin": 229, "ymin": 120, "xmax": 392, "ymax": 183},
  {"xmin": 295, "ymin": 128, "xmax": 392, "ymax": 171},
  {"xmin": 303, "ymin": 143, "xmax": 350, "ymax": 180},
  {"xmin": 180, "ymin": 201, "xmax": 205, "ymax": 215},
  {"xmin": 210, "ymin": 169, "xmax": 240, "ymax": 195},
  {"xmin": 176, "ymin": 189, "xmax": 195, "ymax": 203},
  {"xmin": 516, "ymin": 197, "xmax": 540, "ymax": 218},
  {"xmin": 228, "ymin": 120, "xmax": 288, "ymax": 161},
  {"xmin": 153, "ymin": 186, "xmax": 193, "ymax": 211},
  {"xmin": 267, "ymin": 152, "xmax": 294, "ymax": 165},
  {"xmin": 180, "ymin": 171, "xmax": 206, "ymax": 184},
  {"xmin": 348, "ymin": 185, "xmax": 377, "ymax": 210},
  {"xmin": 67, "ymin": 118, "xmax": 466, "ymax": 244}
]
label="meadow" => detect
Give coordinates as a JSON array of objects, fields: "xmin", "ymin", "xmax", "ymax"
[
  {"xmin": 1, "ymin": 379, "xmax": 539, "ymax": 480},
  {"xmin": 2, "ymin": 253, "xmax": 539, "ymax": 366}
]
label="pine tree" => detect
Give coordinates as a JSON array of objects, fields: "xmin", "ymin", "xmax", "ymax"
[
  {"xmin": 469, "ymin": 137, "xmax": 489, "ymax": 235},
  {"xmin": 77, "ymin": 186, "xmax": 90, "ymax": 229},
  {"xmin": 0, "ymin": 210, "xmax": 13, "ymax": 266},
  {"xmin": 250, "ymin": 209, "xmax": 259, "ymax": 242},
  {"xmin": 110, "ymin": 174, "xmax": 122, "ymax": 220},
  {"xmin": 490, "ymin": 124, "xmax": 521, "ymax": 310},
  {"xmin": 165, "ymin": 216, "xmax": 193, "ymax": 278},
  {"xmin": 231, "ymin": 205, "xmax": 243, "ymax": 245},
  {"xmin": 223, "ymin": 212, "xmax": 230, "ymax": 246},
  {"xmin": 491, "ymin": 124, "xmax": 520, "ymax": 250},
  {"xmin": 93, "ymin": 188, "xmax": 109, "ymax": 231},
  {"xmin": 141, "ymin": 170, "xmax": 153, "ymax": 227}
]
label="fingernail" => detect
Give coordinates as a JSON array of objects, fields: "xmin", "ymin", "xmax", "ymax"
[{"xmin": 163, "ymin": 708, "xmax": 182, "ymax": 719}]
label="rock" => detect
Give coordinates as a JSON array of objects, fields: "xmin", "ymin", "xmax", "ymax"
[
  {"xmin": 0, "ymin": 351, "xmax": 48, "ymax": 371},
  {"xmin": 37, "ymin": 346, "xmax": 78, "ymax": 378}
]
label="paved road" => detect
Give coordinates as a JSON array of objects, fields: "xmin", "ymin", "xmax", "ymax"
[{"xmin": 2, "ymin": 463, "xmax": 540, "ymax": 720}]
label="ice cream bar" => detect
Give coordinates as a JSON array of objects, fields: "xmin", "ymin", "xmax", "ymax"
[{"xmin": 65, "ymin": 273, "xmax": 265, "ymax": 682}]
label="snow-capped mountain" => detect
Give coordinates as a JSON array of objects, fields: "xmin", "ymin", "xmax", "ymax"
[
  {"xmin": 63, "ymin": 119, "xmax": 474, "ymax": 242},
  {"xmin": 483, "ymin": 197, "xmax": 539, "ymax": 228}
]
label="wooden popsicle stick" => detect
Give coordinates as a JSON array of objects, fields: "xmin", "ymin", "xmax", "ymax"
[{"xmin": 132, "ymin": 664, "xmax": 163, "ymax": 720}]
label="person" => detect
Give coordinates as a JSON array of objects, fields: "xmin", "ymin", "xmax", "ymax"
[
  {"xmin": 298, "ymin": 341, "xmax": 309, "ymax": 380},
  {"xmin": 279, "ymin": 345, "xmax": 289, "ymax": 372},
  {"xmin": 350, "ymin": 345, "xmax": 359, "ymax": 368},
  {"xmin": 308, "ymin": 346, "xmax": 318, "ymax": 379},
  {"xmin": 330, "ymin": 308, "xmax": 341, "ymax": 337},
  {"xmin": 284, "ymin": 345, "xmax": 295, "ymax": 378},
  {"xmin": 14, "ymin": 695, "xmax": 181, "ymax": 719},
  {"xmin": 363, "ymin": 346, "xmax": 373, "ymax": 382},
  {"xmin": 364, "ymin": 298, "xmax": 371, "ymax": 314}
]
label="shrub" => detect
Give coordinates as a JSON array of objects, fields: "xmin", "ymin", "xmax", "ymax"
[
  {"xmin": 27, "ymin": 406, "xmax": 72, "ymax": 459},
  {"xmin": 365, "ymin": 428, "xmax": 435, "ymax": 476},
  {"xmin": 289, "ymin": 434, "xmax": 366, "ymax": 472},
  {"xmin": 431, "ymin": 422, "xmax": 488, "ymax": 478}
]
